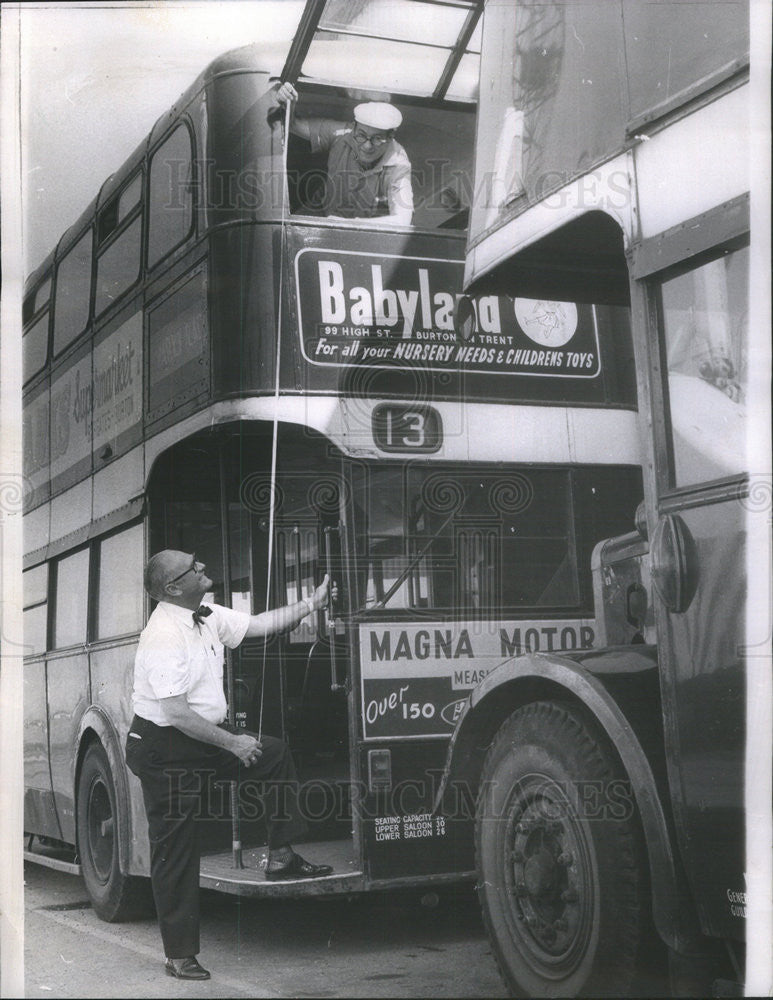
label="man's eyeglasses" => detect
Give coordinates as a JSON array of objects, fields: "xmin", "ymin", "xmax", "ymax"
[
  {"xmin": 168, "ymin": 554, "xmax": 203, "ymax": 586},
  {"xmin": 352, "ymin": 129, "xmax": 390, "ymax": 148}
]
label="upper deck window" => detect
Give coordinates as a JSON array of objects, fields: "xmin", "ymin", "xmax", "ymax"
[
  {"xmin": 301, "ymin": 0, "xmax": 481, "ymax": 99},
  {"xmin": 98, "ymin": 172, "xmax": 142, "ymax": 245},
  {"xmin": 624, "ymin": 2, "xmax": 749, "ymax": 130},
  {"xmin": 148, "ymin": 124, "xmax": 194, "ymax": 268},
  {"xmin": 96, "ymin": 216, "xmax": 142, "ymax": 315},
  {"xmin": 23, "ymin": 313, "xmax": 49, "ymax": 384},
  {"xmin": 23, "ymin": 277, "xmax": 51, "ymax": 326},
  {"xmin": 280, "ymin": 0, "xmax": 481, "ymax": 229},
  {"xmin": 53, "ymin": 229, "xmax": 93, "ymax": 355}
]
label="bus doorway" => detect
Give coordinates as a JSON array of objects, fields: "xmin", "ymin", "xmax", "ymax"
[{"xmin": 147, "ymin": 423, "xmax": 359, "ymax": 885}]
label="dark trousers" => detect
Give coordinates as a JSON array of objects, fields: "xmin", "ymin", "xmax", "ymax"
[{"xmin": 125, "ymin": 714, "xmax": 307, "ymax": 958}]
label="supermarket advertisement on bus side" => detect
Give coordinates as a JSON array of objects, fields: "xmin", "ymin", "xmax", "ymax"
[
  {"xmin": 295, "ymin": 248, "xmax": 602, "ymax": 378},
  {"xmin": 359, "ymin": 620, "xmax": 596, "ymax": 739}
]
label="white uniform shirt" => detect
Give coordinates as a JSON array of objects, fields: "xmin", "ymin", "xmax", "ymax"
[{"xmin": 132, "ymin": 601, "xmax": 250, "ymax": 726}]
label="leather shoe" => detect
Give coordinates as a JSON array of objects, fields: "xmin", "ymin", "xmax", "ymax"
[
  {"xmin": 265, "ymin": 852, "xmax": 334, "ymax": 881},
  {"xmin": 165, "ymin": 957, "xmax": 211, "ymax": 980}
]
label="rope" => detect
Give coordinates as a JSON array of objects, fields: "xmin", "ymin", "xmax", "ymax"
[{"xmin": 256, "ymin": 97, "xmax": 292, "ymax": 741}]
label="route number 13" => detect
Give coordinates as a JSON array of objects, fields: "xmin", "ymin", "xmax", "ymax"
[{"xmin": 372, "ymin": 404, "xmax": 442, "ymax": 453}]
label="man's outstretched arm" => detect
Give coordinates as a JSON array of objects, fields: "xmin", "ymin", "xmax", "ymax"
[{"xmin": 244, "ymin": 574, "xmax": 330, "ymax": 638}]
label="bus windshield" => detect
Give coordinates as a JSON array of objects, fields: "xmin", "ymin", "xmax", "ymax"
[{"xmin": 351, "ymin": 463, "xmax": 641, "ymax": 615}]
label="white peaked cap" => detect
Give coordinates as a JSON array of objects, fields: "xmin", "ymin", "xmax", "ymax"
[{"xmin": 353, "ymin": 102, "xmax": 402, "ymax": 130}]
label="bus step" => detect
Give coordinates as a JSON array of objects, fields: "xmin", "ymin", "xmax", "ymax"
[
  {"xmin": 200, "ymin": 837, "xmax": 363, "ymax": 898},
  {"xmin": 23, "ymin": 847, "xmax": 82, "ymax": 876}
]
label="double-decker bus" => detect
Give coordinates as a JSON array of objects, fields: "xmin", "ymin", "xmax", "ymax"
[
  {"xmin": 433, "ymin": 1, "xmax": 769, "ymax": 995},
  {"xmin": 21, "ymin": 0, "xmax": 642, "ymax": 941}
]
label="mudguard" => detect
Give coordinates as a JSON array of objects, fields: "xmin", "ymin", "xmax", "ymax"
[{"xmin": 75, "ymin": 707, "xmax": 136, "ymax": 877}]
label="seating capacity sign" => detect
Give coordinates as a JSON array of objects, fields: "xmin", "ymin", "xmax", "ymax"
[{"xmin": 294, "ymin": 248, "xmax": 601, "ymax": 378}]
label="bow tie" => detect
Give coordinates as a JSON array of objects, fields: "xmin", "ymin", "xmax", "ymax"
[{"xmin": 193, "ymin": 605, "xmax": 213, "ymax": 626}]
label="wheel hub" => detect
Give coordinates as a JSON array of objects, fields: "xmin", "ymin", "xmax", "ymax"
[
  {"xmin": 507, "ymin": 797, "xmax": 587, "ymax": 957},
  {"xmin": 523, "ymin": 847, "xmax": 557, "ymax": 897},
  {"xmin": 87, "ymin": 777, "xmax": 114, "ymax": 884}
]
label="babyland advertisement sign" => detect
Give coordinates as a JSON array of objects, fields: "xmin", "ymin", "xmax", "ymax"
[
  {"xmin": 359, "ymin": 619, "xmax": 596, "ymax": 739},
  {"xmin": 295, "ymin": 248, "xmax": 601, "ymax": 378}
]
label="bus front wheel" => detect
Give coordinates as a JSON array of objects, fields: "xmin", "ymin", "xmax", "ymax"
[
  {"xmin": 76, "ymin": 742, "xmax": 150, "ymax": 922},
  {"xmin": 475, "ymin": 701, "xmax": 645, "ymax": 997}
]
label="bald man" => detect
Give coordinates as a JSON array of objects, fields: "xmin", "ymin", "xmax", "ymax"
[
  {"xmin": 126, "ymin": 549, "xmax": 332, "ymax": 980},
  {"xmin": 276, "ymin": 83, "xmax": 414, "ymax": 225}
]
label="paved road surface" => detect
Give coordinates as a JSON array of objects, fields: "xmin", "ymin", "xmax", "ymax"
[{"xmin": 24, "ymin": 863, "xmax": 507, "ymax": 998}]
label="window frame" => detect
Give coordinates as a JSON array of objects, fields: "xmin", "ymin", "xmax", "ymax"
[
  {"xmin": 94, "ymin": 520, "xmax": 146, "ymax": 641},
  {"xmin": 22, "ymin": 309, "xmax": 51, "ymax": 386},
  {"xmin": 51, "ymin": 544, "xmax": 92, "ymax": 650},
  {"xmin": 22, "ymin": 562, "xmax": 49, "ymax": 656},
  {"xmin": 350, "ymin": 460, "xmax": 587, "ymax": 617},
  {"xmin": 94, "ymin": 168, "xmax": 144, "ymax": 318},
  {"xmin": 23, "ymin": 275, "xmax": 52, "ymax": 326},
  {"xmin": 654, "ymin": 239, "xmax": 749, "ymax": 493},
  {"xmin": 631, "ymin": 195, "xmax": 750, "ymax": 501},
  {"xmin": 146, "ymin": 119, "xmax": 197, "ymax": 272},
  {"xmin": 52, "ymin": 226, "xmax": 95, "ymax": 359}
]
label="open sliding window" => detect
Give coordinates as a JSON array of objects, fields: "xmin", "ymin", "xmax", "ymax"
[
  {"xmin": 282, "ymin": 0, "xmax": 483, "ymax": 229},
  {"xmin": 95, "ymin": 171, "xmax": 143, "ymax": 316}
]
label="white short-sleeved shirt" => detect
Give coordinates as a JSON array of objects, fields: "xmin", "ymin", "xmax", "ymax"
[{"xmin": 132, "ymin": 602, "xmax": 250, "ymax": 726}]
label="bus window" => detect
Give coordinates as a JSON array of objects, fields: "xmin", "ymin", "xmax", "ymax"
[
  {"xmin": 281, "ymin": 0, "xmax": 480, "ymax": 229},
  {"xmin": 53, "ymin": 548, "xmax": 90, "ymax": 648},
  {"xmin": 98, "ymin": 172, "xmax": 142, "ymax": 245},
  {"xmin": 623, "ymin": 3, "xmax": 749, "ymax": 127},
  {"xmin": 96, "ymin": 524, "xmax": 145, "ymax": 638},
  {"xmin": 23, "ymin": 313, "xmax": 49, "ymax": 384},
  {"xmin": 660, "ymin": 244, "xmax": 749, "ymax": 487},
  {"xmin": 53, "ymin": 229, "xmax": 93, "ymax": 355},
  {"xmin": 285, "ymin": 95, "xmax": 476, "ymax": 229},
  {"xmin": 277, "ymin": 525, "xmax": 319, "ymax": 644},
  {"xmin": 95, "ymin": 216, "xmax": 142, "ymax": 315},
  {"xmin": 23, "ymin": 564, "xmax": 48, "ymax": 655},
  {"xmin": 23, "ymin": 277, "xmax": 51, "ymax": 325},
  {"xmin": 353, "ymin": 465, "xmax": 580, "ymax": 613},
  {"xmin": 148, "ymin": 124, "xmax": 194, "ymax": 269}
]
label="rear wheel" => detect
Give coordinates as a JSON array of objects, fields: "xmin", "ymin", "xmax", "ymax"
[
  {"xmin": 476, "ymin": 701, "xmax": 646, "ymax": 997},
  {"xmin": 76, "ymin": 742, "xmax": 150, "ymax": 921}
]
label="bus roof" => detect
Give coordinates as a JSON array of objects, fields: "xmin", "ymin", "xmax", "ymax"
[
  {"xmin": 24, "ymin": 42, "xmax": 278, "ymax": 296},
  {"xmin": 25, "ymin": 1, "xmax": 484, "ymax": 294}
]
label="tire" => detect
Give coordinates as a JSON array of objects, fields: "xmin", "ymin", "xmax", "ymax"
[
  {"xmin": 76, "ymin": 742, "xmax": 151, "ymax": 922},
  {"xmin": 475, "ymin": 701, "xmax": 646, "ymax": 998}
]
